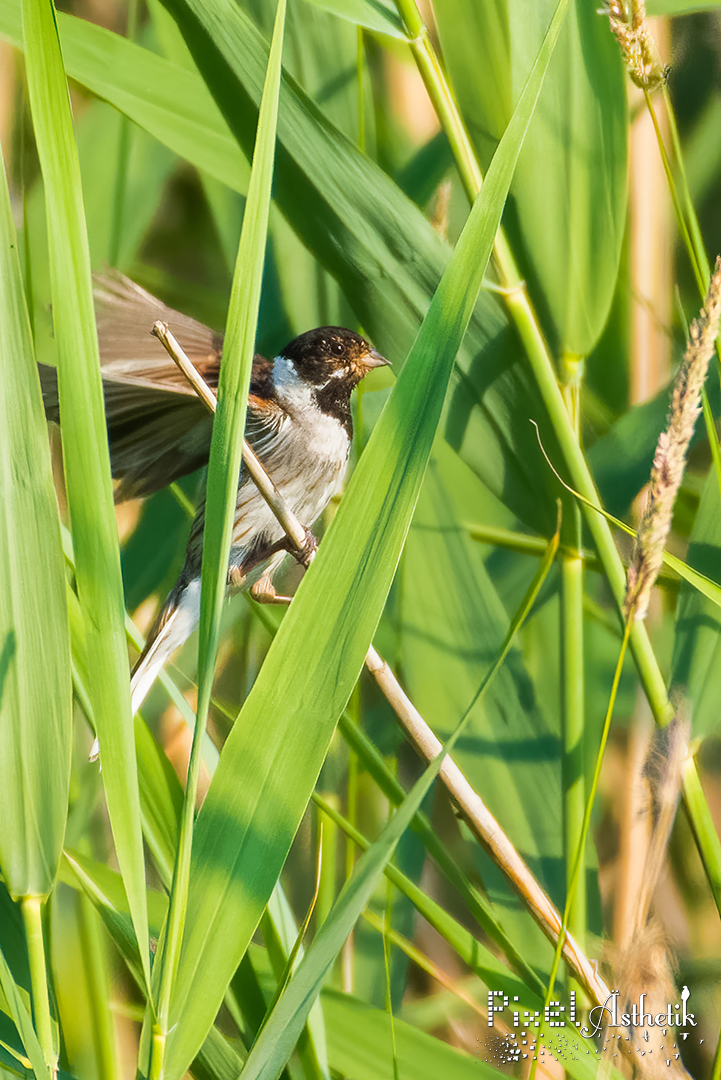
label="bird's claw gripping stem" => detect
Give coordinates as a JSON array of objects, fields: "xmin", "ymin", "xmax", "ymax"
[{"xmin": 292, "ymin": 528, "xmax": 318, "ymax": 568}]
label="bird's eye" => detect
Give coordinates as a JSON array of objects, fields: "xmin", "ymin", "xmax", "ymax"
[{"xmin": 333, "ymin": 342, "xmax": 344, "ymax": 356}]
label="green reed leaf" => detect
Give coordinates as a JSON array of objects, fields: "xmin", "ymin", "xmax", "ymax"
[
  {"xmin": 435, "ymin": 0, "xmax": 627, "ymax": 358},
  {"xmin": 150, "ymin": 0, "xmax": 287, "ymax": 1048},
  {"xmin": 21, "ymin": 0, "xmax": 150, "ymax": 991},
  {"xmin": 156, "ymin": 1, "xmax": 568, "ymax": 1072},
  {"xmin": 300, "ymin": 0, "xmax": 406, "ymax": 38},
  {"xmin": 0, "ymin": 146, "xmax": 71, "ymax": 902}
]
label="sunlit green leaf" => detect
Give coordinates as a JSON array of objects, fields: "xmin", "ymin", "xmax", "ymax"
[
  {"xmin": 22, "ymin": 0, "xmax": 150, "ymax": 991},
  {"xmin": 149, "ymin": 0, "xmax": 288, "ymax": 1065},
  {"xmin": 157, "ymin": 0, "xmax": 568, "ymax": 1071},
  {"xmin": 0, "ymin": 147, "xmax": 72, "ymax": 902}
]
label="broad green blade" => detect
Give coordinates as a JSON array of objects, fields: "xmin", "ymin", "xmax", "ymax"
[
  {"xmin": 240, "ymin": 496, "xmax": 559, "ymax": 1080},
  {"xmin": 21, "ymin": 0, "xmax": 150, "ymax": 990},
  {"xmin": 0, "ymin": 148, "xmax": 71, "ymax": 900},
  {"xmin": 49, "ymin": 886, "xmax": 119, "ymax": 1080},
  {"xmin": 436, "ymin": 0, "xmax": 627, "ymax": 357},
  {"xmin": 159, "ymin": 3, "xmax": 568, "ymax": 1074},
  {"xmin": 0, "ymin": 5, "xmax": 251, "ymax": 197},
  {"xmin": 400, "ymin": 446, "xmax": 563, "ymax": 877},
  {"xmin": 300, "ymin": 0, "xmax": 406, "ymax": 38},
  {"xmin": 238, "ymin": 548, "xmax": 548, "ymax": 999},
  {"xmin": 0, "ymin": 0, "xmax": 563, "ymax": 536},
  {"xmin": 396, "ymin": 445, "xmax": 568, "ymax": 973}
]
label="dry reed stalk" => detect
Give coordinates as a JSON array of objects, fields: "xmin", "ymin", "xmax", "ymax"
[
  {"xmin": 605, "ymin": 0, "xmax": 666, "ymax": 90},
  {"xmin": 365, "ymin": 647, "xmax": 611, "ymax": 1006},
  {"xmin": 609, "ymin": 718, "xmax": 691, "ymax": 1080},
  {"xmin": 154, "ymin": 321, "xmax": 612, "ymax": 1007},
  {"xmin": 624, "ymin": 257, "xmax": 721, "ymax": 621}
]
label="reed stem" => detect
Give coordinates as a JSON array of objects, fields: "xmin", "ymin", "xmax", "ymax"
[
  {"xmin": 391, "ymin": 0, "xmax": 673, "ymax": 729},
  {"xmin": 560, "ymin": 357, "xmax": 587, "ymax": 964},
  {"xmin": 682, "ymin": 755, "xmax": 721, "ymax": 918},
  {"xmin": 560, "ymin": 555, "xmax": 586, "ymax": 954},
  {"xmin": 20, "ymin": 897, "xmax": 56, "ymax": 1076},
  {"xmin": 528, "ymin": 619, "xmax": 632, "ymax": 1080}
]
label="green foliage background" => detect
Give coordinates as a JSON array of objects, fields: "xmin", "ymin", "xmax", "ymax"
[{"xmin": 0, "ymin": 0, "xmax": 721, "ymax": 1076}]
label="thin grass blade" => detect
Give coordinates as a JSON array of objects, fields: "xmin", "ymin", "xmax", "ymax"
[
  {"xmin": 151, "ymin": 0, "xmax": 287, "ymax": 1042},
  {"xmin": 21, "ymin": 0, "xmax": 150, "ymax": 991},
  {"xmin": 0, "ymin": 147, "xmax": 71, "ymax": 901}
]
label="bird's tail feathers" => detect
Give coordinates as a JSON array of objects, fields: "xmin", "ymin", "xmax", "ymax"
[
  {"xmin": 130, "ymin": 606, "xmax": 183, "ymax": 716},
  {"xmin": 89, "ymin": 583, "xmax": 200, "ymax": 762}
]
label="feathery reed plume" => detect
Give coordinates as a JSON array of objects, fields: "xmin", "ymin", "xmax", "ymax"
[
  {"xmin": 624, "ymin": 257, "xmax": 721, "ymax": 621},
  {"xmin": 609, "ymin": 717, "xmax": 691, "ymax": 1080},
  {"xmin": 605, "ymin": 0, "xmax": 667, "ymax": 91}
]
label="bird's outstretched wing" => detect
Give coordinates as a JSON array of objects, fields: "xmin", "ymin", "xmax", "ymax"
[{"xmin": 39, "ymin": 272, "xmax": 270, "ymax": 501}]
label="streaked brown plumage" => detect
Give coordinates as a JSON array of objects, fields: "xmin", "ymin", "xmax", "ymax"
[{"xmin": 40, "ymin": 274, "xmax": 389, "ymax": 733}]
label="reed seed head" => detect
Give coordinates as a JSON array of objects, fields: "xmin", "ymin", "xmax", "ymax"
[
  {"xmin": 624, "ymin": 257, "xmax": 721, "ymax": 621},
  {"xmin": 605, "ymin": 0, "xmax": 667, "ymax": 90}
]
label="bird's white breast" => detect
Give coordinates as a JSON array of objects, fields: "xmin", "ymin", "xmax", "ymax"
[
  {"xmin": 229, "ymin": 356, "xmax": 351, "ymax": 558},
  {"xmin": 271, "ymin": 355, "xmax": 350, "ymax": 468}
]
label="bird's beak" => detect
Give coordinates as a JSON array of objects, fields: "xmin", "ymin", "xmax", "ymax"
[{"xmin": 363, "ymin": 348, "xmax": 391, "ymax": 370}]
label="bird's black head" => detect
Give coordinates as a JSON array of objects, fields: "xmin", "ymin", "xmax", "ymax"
[
  {"xmin": 281, "ymin": 327, "xmax": 390, "ymax": 436},
  {"xmin": 282, "ymin": 327, "xmax": 389, "ymax": 390}
]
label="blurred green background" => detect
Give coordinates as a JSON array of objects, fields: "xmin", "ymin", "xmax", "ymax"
[{"xmin": 2, "ymin": 0, "xmax": 721, "ymax": 1077}]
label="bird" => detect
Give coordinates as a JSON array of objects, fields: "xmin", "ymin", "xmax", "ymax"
[{"xmin": 40, "ymin": 274, "xmax": 389, "ymax": 732}]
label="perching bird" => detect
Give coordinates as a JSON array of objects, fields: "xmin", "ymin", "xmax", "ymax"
[{"xmin": 40, "ymin": 275, "xmax": 389, "ymax": 724}]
